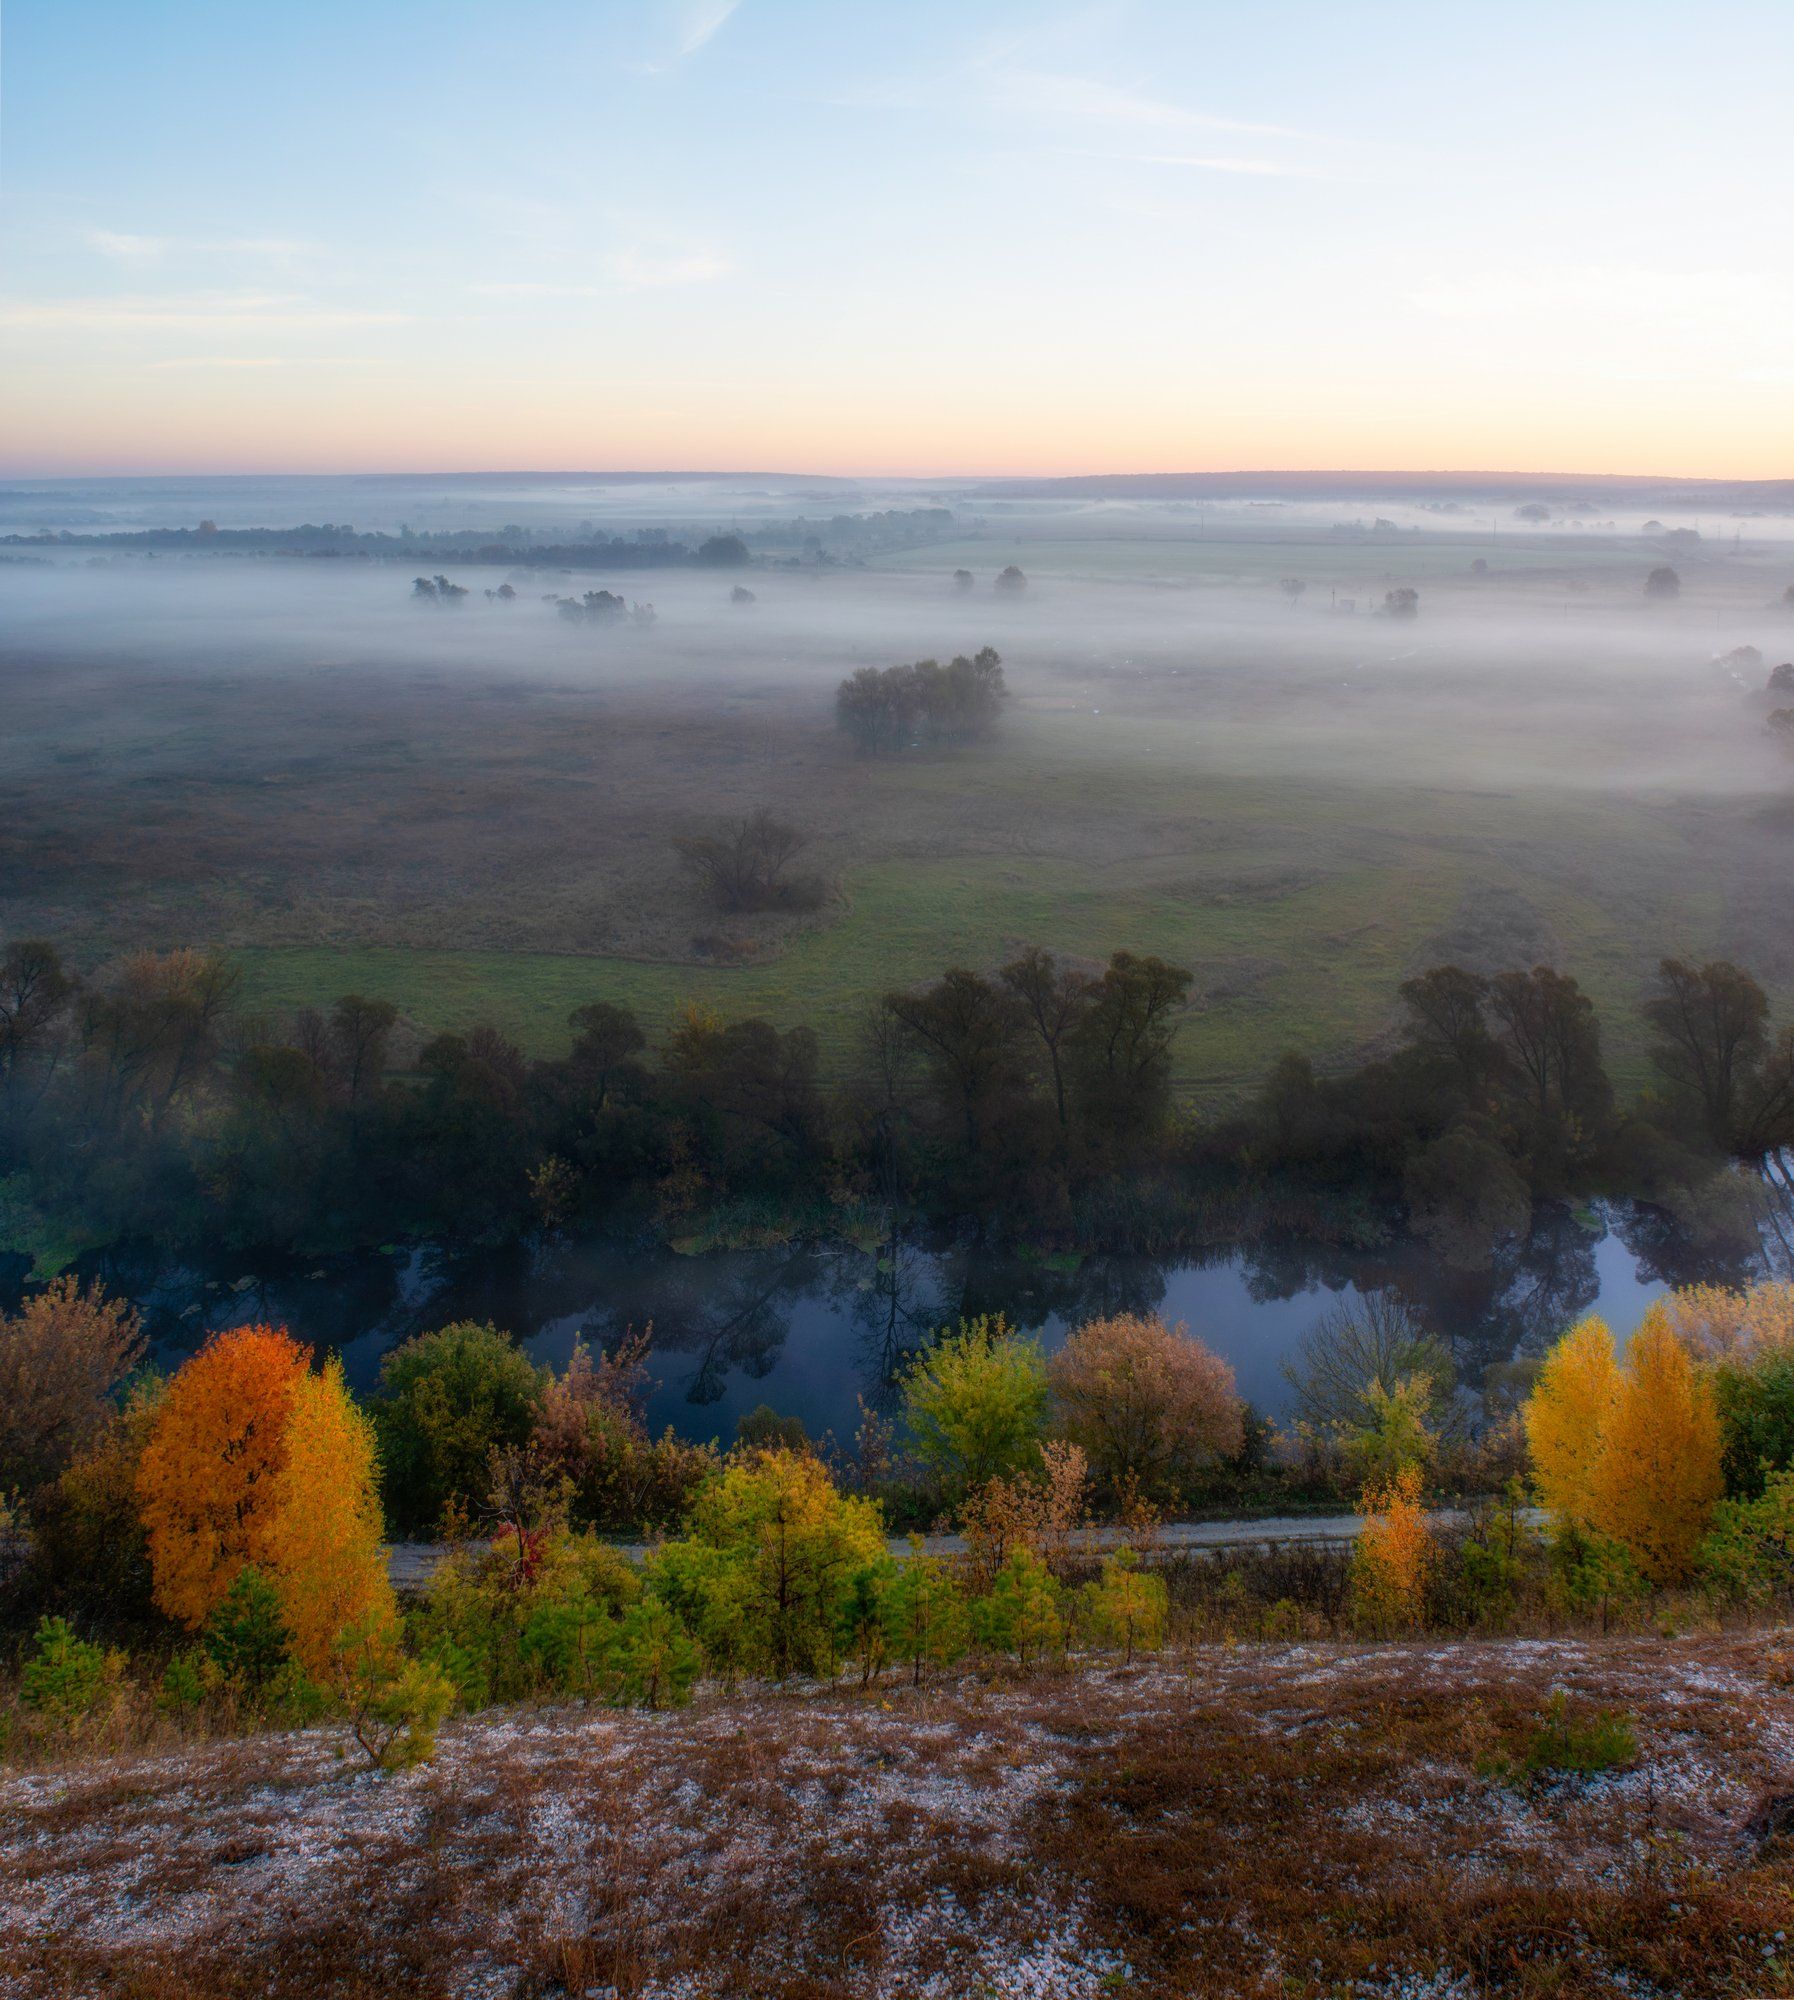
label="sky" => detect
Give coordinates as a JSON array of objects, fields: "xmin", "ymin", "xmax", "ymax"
[{"xmin": 1, "ymin": 0, "xmax": 1790, "ymax": 479}]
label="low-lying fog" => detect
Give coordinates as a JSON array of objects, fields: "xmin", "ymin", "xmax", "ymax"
[{"xmin": 4, "ymin": 516, "xmax": 1791, "ymax": 800}]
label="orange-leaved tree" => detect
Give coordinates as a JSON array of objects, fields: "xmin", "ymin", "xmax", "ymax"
[
  {"xmin": 264, "ymin": 1357, "xmax": 399, "ymax": 1679},
  {"xmin": 1350, "ymin": 1462, "xmax": 1435, "ymax": 1634},
  {"xmin": 1586, "ymin": 1310, "xmax": 1723, "ymax": 1583},
  {"xmin": 136, "ymin": 1325, "xmax": 311, "ymax": 1628},
  {"xmin": 1523, "ymin": 1316, "xmax": 1620, "ymax": 1529}
]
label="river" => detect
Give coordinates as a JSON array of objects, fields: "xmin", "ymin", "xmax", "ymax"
[{"xmin": 92, "ymin": 1192, "xmax": 1787, "ymax": 1446}]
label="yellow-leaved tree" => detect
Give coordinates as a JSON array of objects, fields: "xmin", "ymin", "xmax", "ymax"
[
  {"xmin": 265, "ymin": 1358, "xmax": 399, "ymax": 1679},
  {"xmin": 1586, "ymin": 1310, "xmax": 1723, "ymax": 1583},
  {"xmin": 1523, "ymin": 1316, "xmax": 1620, "ymax": 1529},
  {"xmin": 135, "ymin": 1325, "xmax": 311, "ymax": 1628}
]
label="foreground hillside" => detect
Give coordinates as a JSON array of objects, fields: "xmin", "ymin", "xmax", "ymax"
[{"xmin": 5, "ymin": 1634, "xmax": 1794, "ymax": 1999}]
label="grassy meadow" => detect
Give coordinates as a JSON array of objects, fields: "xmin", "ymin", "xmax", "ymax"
[{"xmin": 6, "ymin": 509, "xmax": 1791, "ymax": 1105}]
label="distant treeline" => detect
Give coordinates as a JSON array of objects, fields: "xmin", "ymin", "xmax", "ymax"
[
  {"xmin": 1, "ymin": 934, "xmax": 1789, "ymax": 1274},
  {"xmin": 0, "ymin": 516, "xmax": 949, "ymax": 567}
]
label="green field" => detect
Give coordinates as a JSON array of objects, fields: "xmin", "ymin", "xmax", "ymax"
[{"xmin": 233, "ymin": 749, "xmax": 1732, "ymax": 1103}]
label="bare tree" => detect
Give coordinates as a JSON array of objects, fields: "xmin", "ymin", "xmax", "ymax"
[{"xmin": 675, "ymin": 810, "xmax": 813, "ymax": 912}]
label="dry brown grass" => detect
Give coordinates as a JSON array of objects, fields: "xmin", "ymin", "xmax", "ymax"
[{"xmin": 4, "ymin": 1634, "xmax": 1794, "ymax": 1997}]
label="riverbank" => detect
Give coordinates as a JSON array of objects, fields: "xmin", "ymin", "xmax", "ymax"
[{"xmin": 4, "ymin": 1630, "xmax": 1790, "ymax": 1998}]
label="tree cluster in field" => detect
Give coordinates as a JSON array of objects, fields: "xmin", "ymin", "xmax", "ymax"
[
  {"xmin": 1, "ymin": 933, "xmax": 1791, "ymax": 1276},
  {"xmin": 835, "ymin": 647, "xmax": 1007, "ymax": 756}
]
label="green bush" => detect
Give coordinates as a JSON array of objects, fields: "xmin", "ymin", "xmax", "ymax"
[
  {"xmin": 970, "ymin": 1547, "xmax": 1063, "ymax": 1665},
  {"xmin": 612, "ymin": 1596, "xmax": 702, "ymax": 1708},
  {"xmin": 651, "ymin": 1447, "xmax": 886, "ymax": 1682},
  {"xmin": 372, "ymin": 1322, "xmax": 545, "ymax": 1535},
  {"xmin": 1714, "ymin": 1349, "xmax": 1794, "ymax": 1499},
  {"xmin": 1479, "ymin": 1691, "xmax": 1639, "ymax": 1785},
  {"xmin": 203, "ymin": 1567, "xmax": 292, "ymax": 1689},
  {"xmin": 878, "ymin": 1542, "xmax": 969, "ymax": 1686},
  {"xmin": 412, "ymin": 1529, "xmax": 642, "ymax": 1707},
  {"xmin": 156, "ymin": 1647, "xmax": 209, "ymax": 1716},
  {"xmin": 1697, "ymin": 1468, "xmax": 1794, "ymax": 1603},
  {"xmin": 20, "ymin": 1616, "xmax": 120, "ymax": 1727}
]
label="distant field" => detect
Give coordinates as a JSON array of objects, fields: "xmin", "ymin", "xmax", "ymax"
[{"xmin": 7, "ymin": 521, "xmax": 1790, "ymax": 1108}]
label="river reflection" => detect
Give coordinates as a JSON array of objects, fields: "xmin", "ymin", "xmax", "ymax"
[{"xmin": 95, "ymin": 1182, "xmax": 1790, "ymax": 1448}]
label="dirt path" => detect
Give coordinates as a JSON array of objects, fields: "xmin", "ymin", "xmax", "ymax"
[{"xmin": 385, "ymin": 1507, "xmax": 1532, "ymax": 1590}]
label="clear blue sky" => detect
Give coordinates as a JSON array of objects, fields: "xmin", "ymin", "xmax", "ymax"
[{"xmin": 2, "ymin": 0, "xmax": 1789, "ymax": 475}]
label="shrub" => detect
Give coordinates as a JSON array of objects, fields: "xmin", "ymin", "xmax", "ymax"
[
  {"xmin": 20, "ymin": 1616, "xmax": 121, "ymax": 1727},
  {"xmin": 1350, "ymin": 1464, "xmax": 1436, "ymax": 1635},
  {"xmin": 1083, "ymin": 1551, "xmax": 1168, "ymax": 1662},
  {"xmin": 1479, "ymin": 1691, "xmax": 1639, "ymax": 1785},
  {"xmin": 971, "ymin": 1546, "xmax": 1063, "ymax": 1664},
  {"xmin": 1697, "ymin": 1469, "xmax": 1794, "ymax": 1603},
  {"xmin": 901, "ymin": 1316, "xmax": 1048, "ymax": 1497},
  {"xmin": 612, "ymin": 1595, "xmax": 702, "ymax": 1708},
  {"xmin": 28, "ymin": 1374, "xmax": 164, "ymax": 1627},
  {"xmin": 413, "ymin": 1530, "xmax": 641, "ymax": 1708},
  {"xmin": 958, "ymin": 1440, "xmax": 1088, "ymax": 1584},
  {"xmin": 372, "ymin": 1322, "xmax": 544, "ymax": 1536},
  {"xmin": 1048, "ymin": 1313, "xmax": 1242, "ymax": 1503},
  {"xmin": 156, "ymin": 1647, "xmax": 209, "ymax": 1716},
  {"xmin": 533, "ymin": 1335, "xmax": 715, "ymax": 1533},
  {"xmin": 878, "ymin": 1542, "xmax": 969, "ymax": 1686},
  {"xmin": 1715, "ymin": 1346, "xmax": 1794, "ymax": 1499},
  {"xmin": 661, "ymin": 1447, "xmax": 886, "ymax": 1681},
  {"xmin": 203, "ymin": 1567, "xmax": 292, "ymax": 1689},
  {"xmin": 336, "ymin": 1619, "xmax": 456, "ymax": 1771}
]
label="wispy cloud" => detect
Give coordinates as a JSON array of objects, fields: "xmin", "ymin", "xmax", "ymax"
[
  {"xmin": 1121, "ymin": 151, "xmax": 1320, "ymax": 179},
  {"xmin": 609, "ymin": 246, "xmax": 733, "ymax": 290},
  {"xmin": 471, "ymin": 247, "xmax": 733, "ymax": 298},
  {"xmin": 146, "ymin": 354, "xmax": 389, "ymax": 370},
  {"xmin": 982, "ymin": 69, "xmax": 1305, "ymax": 142},
  {"xmin": 0, "ymin": 292, "xmax": 407, "ymax": 332},
  {"xmin": 86, "ymin": 230, "xmax": 321, "ymax": 265},
  {"xmin": 676, "ymin": 0, "xmax": 739, "ymax": 57}
]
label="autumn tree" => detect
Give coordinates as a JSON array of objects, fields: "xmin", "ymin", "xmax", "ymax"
[
  {"xmin": 135, "ymin": 1325, "xmax": 311, "ymax": 1628},
  {"xmin": 1526, "ymin": 1308, "xmax": 1724, "ymax": 1584},
  {"xmin": 267, "ymin": 1358, "xmax": 399, "ymax": 1679},
  {"xmin": 1588, "ymin": 1312, "xmax": 1723, "ymax": 1582},
  {"xmin": 0, "ymin": 1277, "xmax": 143, "ymax": 1494},
  {"xmin": 1048, "ymin": 1313, "xmax": 1242, "ymax": 1503},
  {"xmin": 1523, "ymin": 1316, "xmax": 1621, "ymax": 1530}
]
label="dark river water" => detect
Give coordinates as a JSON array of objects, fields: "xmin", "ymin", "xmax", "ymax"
[{"xmin": 79, "ymin": 1194, "xmax": 1785, "ymax": 1445}]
